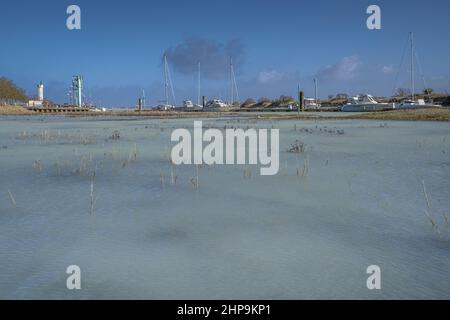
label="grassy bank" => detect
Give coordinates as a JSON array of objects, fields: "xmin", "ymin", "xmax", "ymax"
[
  {"xmin": 346, "ymin": 108, "xmax": 450, "ymax": 122},
  {"xmin": 253, "ymin": 108, "xmax": 450, "ymax": 122},
  {"xmin": 0, "ymin": 105, "xmax": 34, "ymax": 115}
]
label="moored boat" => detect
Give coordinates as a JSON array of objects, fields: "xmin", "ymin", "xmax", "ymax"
[{"xmin": 341, "ymin": 95, "xmax": 395, "ymax": 112}]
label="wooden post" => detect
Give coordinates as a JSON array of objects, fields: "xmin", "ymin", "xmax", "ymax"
[{"xmin": 299, "ymin": 90, "xmax": 304, "ymax": 112}]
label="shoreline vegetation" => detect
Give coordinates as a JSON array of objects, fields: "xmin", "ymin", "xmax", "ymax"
[
  {"xmin": 0, "ymin": 105, "xmax": 35, "ymax": 115},
  {"xmin": 1, "ymin": 104, "xmax": 450, "ymax": 121}
]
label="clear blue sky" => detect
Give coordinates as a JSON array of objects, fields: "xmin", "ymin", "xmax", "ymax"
[{"xmin": 1, "ymin": 0, "xmax": 450, "ymax": 107}]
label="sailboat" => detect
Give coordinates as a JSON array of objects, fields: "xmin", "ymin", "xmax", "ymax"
[
  {"xmin": 304, "ymin": 79, "xmax": 321, "ymax": 110},
  {"xmin": 204, "ymin": 57, "xmax": 239, "ymax": 111},
  {"xmin": 156, "ymin": 54, "xmax": 177, "ymax": 110},
  {"xmin": 397, "ymin": 32, "xmax": 438, "ymax": 109},
  {"xmin": 183, "ymin": 62, "xmax": 203, "ymax": 111},
  {"xmin": 228, "ymin": 57, "xmax": 240, "ymax": 110},
  {"xmin": 397, "ymin": 33, "xmax": 423, "ymax": 109},
  {"xmin": 195, "ymin": 62, "xmax": 203, "ymax": 109}
]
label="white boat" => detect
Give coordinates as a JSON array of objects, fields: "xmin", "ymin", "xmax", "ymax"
[
  {"xmin": 92, "ymin": 107, "xmax": 106, "ymax": 112},
  {"xmin": 182, "ymin": 100, "xmax": 202, "ymax": 111},
  {"xmin": 204, "ymin": 99, "xmax": 229, "ymax": 111},
  {"xmin": 397, "ymin": 99, "xmax": 427, "ymax": 109},
  {"xmin": 183, "ymin": 100, "xmax": 194, "ymax": 108},
  {"xmin": 304, "ymin": 98, "xmax": 321, "ymax": 111},
  {"xmin": 156, "ymin": 104, "xmax": 175, "ymax": 111},
  {"xmin": 341, "ymin": 94, "xmax": 395, "ymax": 112}
]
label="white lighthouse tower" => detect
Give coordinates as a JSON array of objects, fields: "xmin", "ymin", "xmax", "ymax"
[{"xmin": 37, "ymin": 81, "xmax": 44, "ymax": 101}]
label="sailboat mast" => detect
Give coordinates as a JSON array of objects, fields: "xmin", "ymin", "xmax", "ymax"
[
  {"xmin": 164, "ymin": 54, "xmax": 169, "ymax": 105},
  {"xmin": 410, "ymin": 32, "xmax": 415, "ymax": 101},
  {"xmin": 314, "ymin": 78, "xmax": 318, "ymax": 104},
  {"xmin": 229, "ymin": 58, "xmax": 239, "ymax": 104},
  {"xmin": 197, "ymin": 62, "xmax": 201, "ymax": 106},
  {"xmin": 230, "ymin": 57, "xmax": 234, "ymax": 105},
  {"xmin": 142, "ymin": 89, "xmax": 146, "ymax": 109}
]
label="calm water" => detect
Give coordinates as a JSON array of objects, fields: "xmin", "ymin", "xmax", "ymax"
[{"xmin": 0, "ymin": 115, "xmax": 449, "ymax": 299}]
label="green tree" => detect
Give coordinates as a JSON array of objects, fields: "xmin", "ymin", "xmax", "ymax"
[
  {"xmin": 423, "ymin": 88, "xmax": 434, "ymax": 95},
  {"xmin": 0, "ymin": 77, "xmax": 28, "ymax": 101},
  {"xmin": 396, "ymin": 88, "xmax": 410, "ymax": 97}
]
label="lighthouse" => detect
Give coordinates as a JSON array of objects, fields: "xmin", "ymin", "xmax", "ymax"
[
  {"xmin": 27, "ymin": 81, "xmax": 45, "ymax": 107},
  {"xmin": 37, "ymin": 81, "xmax": 44, "ymax": 101}
]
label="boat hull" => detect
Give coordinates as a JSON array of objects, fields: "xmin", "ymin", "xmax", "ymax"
[{"xmin": 341, "ymin": 103, "xmax": 394, "ymax": 112}]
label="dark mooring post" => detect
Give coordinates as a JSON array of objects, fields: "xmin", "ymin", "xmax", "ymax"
[{"xmin": 298, "ymin": 90, "xmax": 304, "ymax": 113}]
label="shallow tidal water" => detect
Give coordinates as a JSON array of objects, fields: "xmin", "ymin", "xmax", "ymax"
[{"xmin": 0, "ymin": 115, "xmax": 449, "ymax": 299}]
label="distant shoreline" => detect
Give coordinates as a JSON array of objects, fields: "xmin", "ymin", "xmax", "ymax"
[{"xmin": 1, "ymin": 105, "xmax": 450, "ymax": 122}]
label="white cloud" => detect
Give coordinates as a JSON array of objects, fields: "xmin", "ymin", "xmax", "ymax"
[
  {"xmin": 316, "ymin": 56, "xmax": 362, "ymax": 81},
  {"xmin": 257, "ymin": 70, "xmax": 285, "ymax": 84},
  {"xmin": 382, "ymin": 65, "xmax": 395, "ymax": 74}
]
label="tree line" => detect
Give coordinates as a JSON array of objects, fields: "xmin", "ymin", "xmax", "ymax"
[{"xmin": 0, "ymin": 77, "xmax": 28, "ymax": 102}]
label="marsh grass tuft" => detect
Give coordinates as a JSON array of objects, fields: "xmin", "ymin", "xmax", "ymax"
[
  {"xmin": 196, "ymin": 165, "xmax": 199, "ymax": 188},
  {"xmin": 170, "ymin": 165, "xmax": 177, "ymax": 185},
  {"xmin": 77, "ymin": 156, "xmax": 88, "ymax": 176},
  {"xmin": 127, "ymin": 143, "xmax": 138, "ymax": 165},
  {"xmin": 160, "ymin": 171, "xmax": 165, "ymax": 189},
  {"xmin": 190, "ymin": 165, "xmax": 199, "ymax": 189},
  {"xmin": 89, "ymin": 172, "xmax": 96, "ymax": 216},
  {"xmin": 7, "ymin": 189, "xmax": 16, "ymax": 207},
  {"xmin": 301, "ymin": 156, "xmax": 309, "ymax": 177},
  {"xmin": 33, "ymin": 159, "xmax": 43, "ymax": 172},
  {"xmin": 109, "ymin": 130, "xmax": 121, "ymax": 140},
  {"xmin": 422, "ymin": 180, "xmax": 448, "ymax": 238},
  {"xmin": 288, "ymin": 140, "xmax": 306, "ymax": 154},
  {"xmin": 424, "ymin": 209, "xmax": 441, "ymax": 237},
  {"xmin": 243, "ymin": 167, "xmax": 252, "ymax": 179}
]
